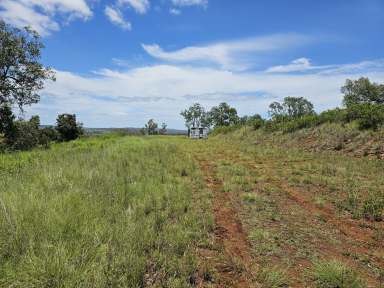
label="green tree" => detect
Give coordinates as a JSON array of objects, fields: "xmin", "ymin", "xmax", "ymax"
[
  {"xmin": 0, "ymin": 104, "xmax": 15, "ymax": 137},
  {"xmin": 159, "ymin": 122, "xmax": 167, "ymax": 135},
  {"xmin": 268, "ymin": 101, "xmax": 284, "ymax": 119},
  {"xmin": 6, "ymin": 115, "xmax": 40, "ymax": 151},
  {"xmin": 209, "ymin": 102, "xmax": 239, "ymax": 127},
  {"xmin": 342, "ymin": 77, "xmax": 384, "ymax": 107},
  {"xmin": 269, "ymin": 97, "xmax": 314, "ymax": 120},
  {"xmin": 0, "ymin": 20, "xmax": 55, "ymax": 110},
  {"xmin": 56, "ymin": 114, "xmax": 83, "ymax": 141},
  {"xmin": 145, "ymin": 119, "xmax": 158, "ymax": 135},
  {"xmin": 180, "ymin": 103, "xmax": 209, "ymax": 129}
]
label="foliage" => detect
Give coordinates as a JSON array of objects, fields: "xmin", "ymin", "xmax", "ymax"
[
  {"xmin": 318, "ymin": 108, "xmax": 348, "ymax": 124},
  {"xmin": 0, "ymin": 20, "xmax": 55, "ymax": 110},
  {"xmin": 209, "ymin": 102, "xmax": 239, "ymax": 127},
  {"xmin": 145, "ymin": 118, "xmax": 158, "ymax": 135},
  {"xmin": 342, "ymin": 77, "xmax": 384, "ymax": 107},
  {"xmin": 257, "ymin": 266, "xmax": 288, "ymax": 288},
  {"xmin": 210, "ymin": 124, "xmax": 242, "ymax": 136},
  {"xmin": 56, "ymin": 113, "xmax": 83, "ymax": 141},
  {"xmin": 0, "ymin": 104, "xmax": 15, "ymax": 137},
  {"xmin": 269, "ymin": 96, "xmax": 315, "ymax": 120},
  {"xmin": 347, "ymin": 103, "xmax": 384, "ymax": 130},
  {"xmin": 313, "ymin": 260, "xmax": 365, "ymax": 288},
  {"xmin": 159, "ymin": 122, "xmax": 167, "ymax": 135},
  {"xmin": 180, "ymin": 103, "xmax": 210, "ymax": 129},
  {"xmin": 39, "ymin": 126, "xmax": 58, "ymax": 147},
  {"xmin": 5, "ymin": 116, "xmax": 41, "ymax": 151}
]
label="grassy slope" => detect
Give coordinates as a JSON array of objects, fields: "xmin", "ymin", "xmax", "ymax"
[
  {"xmin": 1, "ymin": 127, "xmax": 384, "ymax": 287},
  {"xmin": 0, "ymin": 135, "xmax": 212, "ymax": 287},
  {"xmin": 205, "ymin": 126, "xmax": 384, "ymax": 287}
]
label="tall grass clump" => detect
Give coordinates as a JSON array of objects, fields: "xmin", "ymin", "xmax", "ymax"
[
  {"xmin": 0, "ymin": 135, "xmax": 210, "ymax": 287},
  {"xmin": 312, "ymin": 260, "xmax": 365, "ymax": 288}
]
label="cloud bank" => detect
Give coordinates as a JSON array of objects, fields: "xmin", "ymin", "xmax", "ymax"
[{"xmin": 0, "ymin": 0, "xmax": 92, "ymax": 35}]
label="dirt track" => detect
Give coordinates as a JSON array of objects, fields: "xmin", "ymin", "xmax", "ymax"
[{"xmin": 189, "ymin": 140, "xmax": 384, "ymax": 287}]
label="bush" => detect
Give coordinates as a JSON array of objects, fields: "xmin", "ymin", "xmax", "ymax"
[
  {"xmin": 318, "ymin": 108, "xmax": 348, "ymax": 124},
  {"xmin": 281, "ymin": 114, "xmax": 320, "ymax": 133},
  {"xmin": 347, "ymin": 104, "xmax": 384, "ymax": 130},
  {"xmin": 38, "ymin": 126, "xmax": 58, "ymax": 148},
  {"xmin": 251, "ymin": 118, "xmax": 265, "ymax": 130},
  {"xmin": 6, "ymin": 118, "xmax": 40, "ymax": 151},
  {"xmin": 210, "ymin": 125, "xmax": 241, "ymax": 136},
  {"xmin": 56, "ymin": 114, "xmax": 83, "ymax": 141},
  {"xmin": 313, "ymin": 260, "xmax": 365, "ymax": 288}
]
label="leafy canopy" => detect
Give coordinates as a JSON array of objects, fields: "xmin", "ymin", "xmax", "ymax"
[
  {"xmin": 0, "ymin": 20, "xmax": 55, "ymax": 110},
  {"xmin": 180, "ymin": 103, "xmax": 210, "ymax": 128},
  {"xmin": 56, "ymin": 114, "xmax": 83, "ymax": 141},
  {"xmin": 145, "ymin": 119, "xmax": 158, "ymax": 135},
  {"xmin": 209, "ymin": 102, "xmax": 239, "ymax": 127},
  {"xmin": 342, "ymin": 77, "xmax": 384, "ymax": 107},
  {"xmin": 269, "ymin": 96, "xmax": 314, "ymax": 120}
]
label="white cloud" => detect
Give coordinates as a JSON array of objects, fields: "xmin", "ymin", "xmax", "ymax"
[
  {"xmin": 117, "ymin": 0, "xmax": 150, "ymax": 14},
  {"xmin": 142, "ymin": 34, "xmax": 312, "ymax": 71},
  {"xmin": 0, "ymin": 0, "xmax": 92, "ymax": 35},
  {"xmin": 105, "ymin": 6, "xmax": 132, "ymax": 30},
  {"xmin": 170, "ymin": 8, "xmax": 181, "ymax": 15},
  {"xmin": 267, "ymin": 58, "xmax": 315, "ymax": 73},
  {"xmin": 26, "ymin": 59, "xmax": 384, "ymax": 128},
  {"xmin": 267, "ymin": 58, "xmax": 384, "ymax": 74},
  {"xmin": 171, "ymin": 0, "xmax": 208, "ymax": 8}
]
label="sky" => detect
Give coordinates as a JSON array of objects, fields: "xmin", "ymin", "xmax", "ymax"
[{"xmin": 1, "ymin": 0, "xmax": 384, "ymax": 128}]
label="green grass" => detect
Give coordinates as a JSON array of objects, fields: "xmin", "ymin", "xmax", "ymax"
[
  {"xmin": 257, "ymin": 266, "xmax": 288, "ymax": 288},
  {"xmin": 312, "ymin": 260, "xmax": 365, "ymax": 288},
  {"xmin": 0, "ymin": 135, "xmax": 212, "ymax": 287}
]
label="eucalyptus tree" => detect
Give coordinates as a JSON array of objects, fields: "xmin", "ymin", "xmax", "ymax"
[{"xmin": 0, "ymin": 20, "xmax": 55, "ymax": 110}]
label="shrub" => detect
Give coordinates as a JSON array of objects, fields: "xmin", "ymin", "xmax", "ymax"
[
  {"xmin": 313, "ymin": 260, "xmax": 365, "ymax": 288},
  {"xmin": 347, "ymin": 104, "xmax": 384, "ymax": 130},
  {"xmin": 281, "ymin": 114, "xmax": 320, "ymax": 133},
  {"xmin": 252, "ymin": 118, "xmax": 265, "ymax": 130},
  {"xmin": 210, "ymin": 125, "xmax": 241, "ymax": 136},
  {"xmin": 318, "ymin": 108, "xmax": 348, "ymax": 124},
  {"xmin": 56, "ymin": 114, "xmax": 83, "ymax": 141},
  {"xmin": 6, "ymin": 118, "xmax": 40, "ymax": 151},
  {"xmin": 38, "ymin": 126, "xmax": 58, "ymax": 148}
]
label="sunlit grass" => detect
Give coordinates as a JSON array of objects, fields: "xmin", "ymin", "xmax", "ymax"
[{"xmin": 0, "ymin": 135, "xmax": 212, "ymax": 287}]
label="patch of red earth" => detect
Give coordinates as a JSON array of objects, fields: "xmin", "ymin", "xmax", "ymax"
[
  {"xmin": 235, "ymin": 156, "xmax": 384, "ymax": 287},
  {"xmin": 196, "ymin": 159, "xmax": 259, "ymax": 288}
]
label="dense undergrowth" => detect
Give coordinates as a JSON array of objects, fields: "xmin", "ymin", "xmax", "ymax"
[{"xmin": 0, "ymin": 134, "xmax": 212, "ymax": 287}]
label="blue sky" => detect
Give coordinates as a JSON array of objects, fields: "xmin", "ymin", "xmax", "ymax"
[{"xmin": 1, "ymin": 0, "xmax": 384, "ymax": 128}]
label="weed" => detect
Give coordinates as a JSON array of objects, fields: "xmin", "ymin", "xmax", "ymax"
[
  {"xmin": 312, "ymin": 260, "xmax": 365, "ymax": 288},
  {"xmin": 257, "ymin": 266, "xmax": 288, "ymax": 288}
]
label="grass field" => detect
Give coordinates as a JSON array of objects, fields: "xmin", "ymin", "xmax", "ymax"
[
  {"xmin": 1, "ymin": 131, "xmax": 384, "ymax": 287},
  {"xmin": 0, "ymin": 135, "xmax": 212, "ymax": 287}
]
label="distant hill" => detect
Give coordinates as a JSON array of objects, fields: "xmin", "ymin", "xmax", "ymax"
[
  {"xmin": 40, "ymin": 126, "xmax": 187, "ymax": 136},
  {"xmin": 83, "ymin": 127, "xmax": 187, "ymax": 136}
]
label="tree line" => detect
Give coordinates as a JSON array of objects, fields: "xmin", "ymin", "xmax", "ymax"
[
  {"xmin": 180, "ymin": 77, "xmax": 384, "ymax": 134},
  {"xmin": 0, "ymin": 20, "xmax": 83, "ymax": 151}
]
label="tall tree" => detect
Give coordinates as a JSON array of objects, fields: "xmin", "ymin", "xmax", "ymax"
[
  {"xmin": 0, "ymin": 20, "xmax": 55, "ymax": 110},
  {"xmin": 180, "ymin": 103, "xmax": 209, "ymax": 129},
  {"xmin": 0, "ymin": 104, "xmax": 15, "ymax": 137},
  {"xmin": 269, "ymin": 97, "xmax": 314, "ymax": 119},
  {"xmin": 209, "ymin": 102, "xmax": 239, "ymax": 127},
  {"xmin": 145, "ymin": 119, "xmax": 158, "ymax": 135},
  {"xmin": 342, "ymin": 77, "xmax": 384, "ymax": 107},
  {"xmin": 56, "ymin": 114, "xmax": 83, "ymax": 141},
  {"xmin": 159, "ymin": 122, "xmax": 167, "ymax": 135}
]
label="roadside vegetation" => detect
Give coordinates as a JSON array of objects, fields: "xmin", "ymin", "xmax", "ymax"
[{"xmin": 0, "ymin": 135, "xmax": 212, "ymax": 287}]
